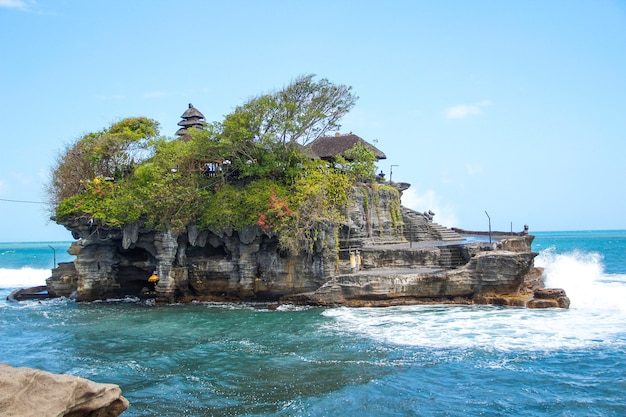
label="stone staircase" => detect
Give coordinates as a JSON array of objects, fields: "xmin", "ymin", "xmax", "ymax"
[
  {"xmin": 438, "ymin": 244, "xmax": 470, "ymax": 269},
  {"xmin": 401, "ymin": 207, "xmax": 463, "ymax": 242}
]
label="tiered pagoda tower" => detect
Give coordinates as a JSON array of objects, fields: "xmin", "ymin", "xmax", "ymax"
[{"xmin": 176, "ymin": 103, "xmax": 206, "ymax": 140}]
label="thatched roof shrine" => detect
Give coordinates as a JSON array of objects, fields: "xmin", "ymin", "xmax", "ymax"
[
  {"xmin": 176, "ymin": 103, "xmax": 206, "ymax": 140},
  {"xmin": 305, "ymin": 133, "xmax": 386, "ymax": 161}
]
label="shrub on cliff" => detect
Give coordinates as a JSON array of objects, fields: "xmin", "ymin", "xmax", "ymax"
[
  {"xmin": 47, "ymin": 117, "xmax": 160, "ymax": 207},
  {"xmin": 50, "ymin": 76, "xmax": 379, "ymax": 253}
]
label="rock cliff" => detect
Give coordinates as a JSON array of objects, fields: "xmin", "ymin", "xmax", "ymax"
[
  {"xmin": 47, "ymin": 183, "xmax": 568, "ymax": 308},
  {"xmin": 286, "ymin": 235, "xmax": 568, "ymax": 308}
]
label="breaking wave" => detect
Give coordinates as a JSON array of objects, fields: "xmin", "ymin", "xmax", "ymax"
[
  {"xmin": 0, "ymin": 267, "xmax": 49, "ymax": 289},
  {"xmin": 323, "ymin": 249, "xmax": 626, "ymax": 352}
]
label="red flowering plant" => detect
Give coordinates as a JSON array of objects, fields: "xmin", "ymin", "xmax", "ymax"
[{"xmin": 257, "ymin": 192, "xmax": 294, "ymax": 234}]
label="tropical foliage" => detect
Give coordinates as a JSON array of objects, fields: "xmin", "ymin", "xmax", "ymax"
[{"xmin": 49, "ymin": 76, "xmax": 378, "ymax": 254}]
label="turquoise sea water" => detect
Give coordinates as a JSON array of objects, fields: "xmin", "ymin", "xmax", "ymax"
[{"xmin": 1, "ymin": 231, "xmax": 625, "ymax": 416}]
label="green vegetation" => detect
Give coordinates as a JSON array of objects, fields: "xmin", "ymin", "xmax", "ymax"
[
  {"xmin": 49, "ymin": 75, "xmax": 382, "ymax": 254},
  {"xmin": 334, "ymin": 142, "xmax": 378, "ymax": 183}
]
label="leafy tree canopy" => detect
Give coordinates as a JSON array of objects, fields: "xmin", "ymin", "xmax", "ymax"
[
  {"xmin": 49, "ymin": 76, "xmax": 387, "ymax": 254},
  {"xmin": 221, "ymin": 74, "xmax": 358, "ymax": 147},
  {"xmin": 47, "ymin": 117, "xmax": 160, "ymax": 206}
]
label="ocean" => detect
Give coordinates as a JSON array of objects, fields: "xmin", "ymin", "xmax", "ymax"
[{"xmin": 1, "ymin": 231, "xmax": 625, "ymax": 416}]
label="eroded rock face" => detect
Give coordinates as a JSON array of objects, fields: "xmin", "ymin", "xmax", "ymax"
[
  {"xmin": 49, "ymin": 185, "xmax": 567, "ymax": 308},
  {"xmin": 0, "ymin": 363, "xmax": 128, "ymax": 417},
  {"xmin": 283, "ymin": 235, "xmax": 568, "ymax": 308},
  {"xmin": 284, "ymin": 245, "xmax": 539, "ymax": 306},
  {"xmin": 51, "ymin": 186, "xmax": 405, "ymax": 303},
  {"xmin": 50, "ymin": 219, "xmax": 339, "ymax": 303},
  {"xmin": 528, "ymin": 288, "xmax": 571, "ymax": 309},
  {"xmin": 340, "ymin": 186, "xmax": 404, "ymax": 247}
]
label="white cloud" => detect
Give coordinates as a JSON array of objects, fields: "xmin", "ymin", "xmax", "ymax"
[
  {"xmin": 401, "ymin": 188, "xmax": 459, "ymax": 228},
  {"xmin": 0, "ymin": 0, "xmax": 29, "ymax": 9},
  {"xmin": 94, "ymin": 94, "xmax": 126, "ymax": 100},
  {"xmin": 465, "ymin": 162, "xmax": 483, "ymax": 176},
  {"xmin": 341, "ymin": 108, "xmax": 383, "ymax": 130},
  {"xmin": 38, "ymin": 168, "xmax": 50, "ymax": 182},
  {"xmin": 10, "ymin": 171, "xmax": 34, "ymax": 186},
  {"xmin": 443, "ymin": 100, "xmax": 492, "ymax": 119},
  {"xmin": 144, "ymin": 91, "xmax": 169, "ymax": 99}
]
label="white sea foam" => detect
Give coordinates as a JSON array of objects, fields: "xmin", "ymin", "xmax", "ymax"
[
  {"xmin": 0, "ymin": 267, "xmax": 49, "ymax": 289},
  {"xmin": 536, "ymin": 248, "xmax": 626, "ymax": 312},
  {"xmin": 323, "ymin": 249, "xmax": 626, "ymax": 352},
  {"xmin": 324, "ymin": 304, "xmax": 626, "ymax": 352}
]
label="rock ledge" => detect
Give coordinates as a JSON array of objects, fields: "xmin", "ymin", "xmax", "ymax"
[{"xmin": 0, "ymin": 364, "xmax": 128, "ymax": 417}]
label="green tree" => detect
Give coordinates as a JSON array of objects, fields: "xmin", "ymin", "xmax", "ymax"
[
  {"xmin": 51, "ymin": 76, "xmax": 363, "ymax": 251},
  {"xmin": 334, "ymin": 143, "xmax": 377, "ymax": 182},
  {"xmin": 221, "ymin": 74, "xmax": 357, "ymax": 148},
  {"xmin": 47, "ymin": 117, "xmax": 160, "ymax": 206}
]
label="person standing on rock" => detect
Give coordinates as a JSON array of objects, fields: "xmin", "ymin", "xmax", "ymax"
[{"xmin": 147, "ymin": 272, "xmax": 159, "ymax": 292}]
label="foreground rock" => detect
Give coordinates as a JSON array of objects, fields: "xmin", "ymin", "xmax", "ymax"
[{"xmin": 0, "ymin": 364, "xmax": 128, "ymax": 417}]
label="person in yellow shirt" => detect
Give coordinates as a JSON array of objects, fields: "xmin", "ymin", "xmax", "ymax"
[{"xmin": 147, "ymin": 272, "xmax": 159, "ymax": 292}]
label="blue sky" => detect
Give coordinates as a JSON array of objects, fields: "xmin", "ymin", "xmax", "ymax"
[{"xmin": 1, "ymin": 0, "xmax": 625, "ymax": 242}]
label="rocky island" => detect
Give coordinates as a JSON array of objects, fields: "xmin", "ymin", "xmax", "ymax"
[
  {"xmin": 48, "ymin": 184, "xmax": 568, "ymax": 309},
  {"xmin": 41, "ymin": 76, "xmax": 568, "ymax": 309}
]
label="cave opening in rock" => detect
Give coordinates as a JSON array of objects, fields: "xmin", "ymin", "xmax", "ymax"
[{"xmin": 114, "ymin": 247, "xmax": 156, "ymax": 298}]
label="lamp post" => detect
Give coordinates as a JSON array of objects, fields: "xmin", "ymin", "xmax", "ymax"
[
  {"xmin": 390, "ymin": 165, "xmax": 399, "ymax": 183},
  {"xmin": 484, "ymin": 211, "xmax": 492, "ymax": 244},
  {"xmin": 48, "ymin": 245, "xmax": 56, "ymax": 268}
]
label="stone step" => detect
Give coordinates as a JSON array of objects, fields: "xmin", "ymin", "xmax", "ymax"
[
  {"xmin": 439, "ymin": 245, "xmax": 469, "ymax": 268},
  {"xmin": 400, "ymin": 207, "xmax": 463, "ymax": 242}
]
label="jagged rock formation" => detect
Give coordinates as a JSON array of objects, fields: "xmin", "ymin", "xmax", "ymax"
[
  {"xmin": 47, "ymin": 183, "xmax": 568, "ymax": 308},
  {"xmin": 0, "ymin": 363, "xmax": 128, "ymax": 417},
  {"xmin": 527, "ymin": 288, "xmax": 571, "ymax": 308},
  {"xmin": 339, "ymin": 185, "xmax": 406, "ymax": 248},
  {"xmin": 48, "ymin": 221, "xmax": 336, "ymax": 303},
  {"xmin": 284, "ymin": 235, "xmax": 560, "ymax": 307}
]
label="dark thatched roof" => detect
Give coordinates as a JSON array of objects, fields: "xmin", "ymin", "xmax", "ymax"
[
  {"xmin": 305, "ymin": 133, "xmax": 386, "ymax": 161},
  {"xmin": 178, "ymin": 117, "xmax": 205, "ymax": 127},
  {"xmin": 176, "ymin": 103, "xmax": 206, "ymax": 140},
  {"xmin": 181, "ymin": 103, "xmax": 205, "ymax": 119}
]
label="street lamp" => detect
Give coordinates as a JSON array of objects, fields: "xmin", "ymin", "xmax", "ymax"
[
  {"xmin": 484, "ymin": 211, "xmax": 492, "ymax": 244},
  {"xmin": 390, "ymin": 165, "xmax": 399, "ymax": 183},
  {"xmin": 48, "ymin": 245, "xmax": 57, "ymax": 268}
]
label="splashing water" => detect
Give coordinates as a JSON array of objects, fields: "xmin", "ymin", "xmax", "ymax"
[
  {"xmin": 322, "ymin": 245, "xmax": 626, "ymax": 355},
  {"xmin": 0, "ymin": 267, "xmax": 50, "ymax": 289},
  {"xmin": 536, "ymin": 247, "xmax": 626, "ymax": 313}
]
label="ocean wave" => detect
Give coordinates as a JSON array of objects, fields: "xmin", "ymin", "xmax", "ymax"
[
  {"xmin": 0, "ymin": 267, "xmax": 50, "ymax": 289},
  {"xmin": 320, "ymin": 246, "xmax": 626, "ymax": 352},
  {"xmin": 536, "ymin": 248, "xmax": 626, "ymax": 312},
  {"xmin": 322, "ymin": 304, "xmax": 626, "ymax": 353}
]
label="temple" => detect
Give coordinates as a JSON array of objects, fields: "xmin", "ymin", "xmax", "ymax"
[
  {"xmin": 175, "ymin": 103, "xmax": 206, "ymax": 140},
  {"xmin": 305, "ymin": 132, "xmax": 386, "ymax": 161},
  {"xmin": 38, "ymin": 103, "xmax": 570, "ymax": 309}
]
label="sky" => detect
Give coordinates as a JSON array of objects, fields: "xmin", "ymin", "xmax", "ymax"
[{"xmin": 1, "ymin": 0, "xmax": 625, "ymax": 242}]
